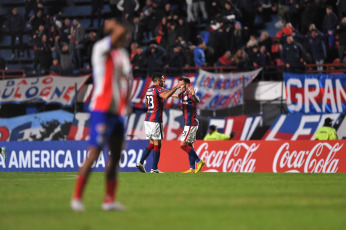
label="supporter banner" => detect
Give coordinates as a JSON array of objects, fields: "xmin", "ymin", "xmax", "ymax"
[
  {"xmin": 67, "ymin": 113, "xmax": 90, "ymax": 140},
  {"xmin": 263, "ymin": 113, "xmax": 341, "ymax": 140},
  {"xmin": 0, "ymin": 140, "xmax": 151, "ymax": 172},
  {"xmin": 208, "ymin": 114, "xmax": 263, "ymax": 140},
  {"xmin": 195, "ymin": 68, "xmax": 262, "ymax": 109},
  {"xmin": 284, "ymin": 73, "xmax": 346, "ymax": 114},
  {"xmin": 159, "ymin": 140, "xmax": 346, "ymax": 173},
  {"xmin": 130, "ymin": 74, "xmax": 196, "ymax": 109},
  {"xmin": 0, "ymin": 110, "xmax": 74, "ymax": 141},
  {"xmin": 0, "ymin": 74, "xmax": 91, "ymax": 106}
]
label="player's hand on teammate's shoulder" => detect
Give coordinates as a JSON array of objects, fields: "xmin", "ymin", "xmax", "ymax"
[{"xmin": 189, "ymin": 86, "xmax": 195, "ymax": 95}]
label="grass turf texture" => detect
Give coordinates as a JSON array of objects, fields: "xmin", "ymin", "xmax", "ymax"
[{"xmin": 0, "ymin": 173, "xmax": 345, "ymax": 230}]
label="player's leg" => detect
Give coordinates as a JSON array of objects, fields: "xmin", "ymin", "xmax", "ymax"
[
  {"xmin": 181, "ymin": 141, "xmax": 196, "ymax": 173},
  {"xmin": 150, "ymin": 123, "xmax": 164, "ymax": 173},
  {"xmin": 137, "ymin": 121, "xmax": 155, "ymax": 172}
]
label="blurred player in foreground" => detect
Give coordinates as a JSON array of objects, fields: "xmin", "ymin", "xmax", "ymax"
[
  {"xmin": 71, "ymin": 18, "xmax": 132, "ymax": 211},
  {"xmin": 0, "ymin": 147, "xmax": 6, "ymax": 162},
  {"xmin": 136, "ymin": 73, "xmax": 183, "ymax": 173},
  {"xmin": 172, "ymin": 77, "xmax": 205, "ymax": 173}
]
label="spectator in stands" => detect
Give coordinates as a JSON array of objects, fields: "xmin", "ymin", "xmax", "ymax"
[
  {"xmin": 50, "ymin": 58, "xmax": 61, "ymax": 74},
  {"xmin": 109, "ymin": 0, "xmax": 122, "ymax": 20},
  {"xmin": 130, "ymin": 42, "xmax": 138, "ymax": 62},
  {"xmin": 165, "ymin": 45, "xmax": 186, "ymax": 72},
  {"xmin": 71, "ymin": 19, "xmax": 85, "ymax": 69},
  {"xmin": 132, "ymin": 46, "xmax": 147, "ymax": 70},
  {"xmin": 236, "ymin": 0, "xmax": 258, "ymax": 32},
  {"xmin": 55, "ymin": 36, "xmax": 74, "ymax": 75},
  {"xmin": 260, "ymin": 45, "xmax": 272, "ymax": 67},
  {"xmin": 259, "ymin": 31, "xmax": 272, "ymax": 54},
  {"xmin": 314, "ymin": 117, "xmax": 338, "ymax": 140},
  {"xmin": 338, "ymin": 0, "xmax": 346, "ymax": 18},
  {"xmin": 215, "ymin": 50, "xmax": 233, "ymax": 67},
  {"xmin": 141, "ymin": 0, "xmax": 157, "ymax": 41},
  {"xmin": 25, "ymin": 0, "xmax": 44, "ymax": 20},
  {"xmin": 204, "ymin": 125, "xmax": 235, "ymax": 141},
  {"xmin": 194, "ymin": 39, "xmax": 206, "ymax": 67},
  {"xmin": 167, "ymin": 23, "xmax": 177, "ymax": 50},
  {"xmin": 30, "ymin": 9, "xmax": 45, "ymax": 34},
  {"xmin": 59, "ymin": 18, "xmax": 71, "ymax": 44},
  {"xmin": 7, "ymin": 8, "xmax": 25, "ymax": 59},
  {"xmin": 90, "ymin": 0, "xmax": 104, "ymax": 27},
  {"xmin": 82, "ymin": 31, "xmax": 98, "ymax": 68},
  {"xmin": 145, "ymin": 43, "xmax": 166, "ymax": 74},
  {"xmin": 322, "ymin": 5, "xmax": 338, "ymax": 49},
  {"xmin": 47, "ymin": 25, "xmax": 58, "ymax": 58},
  {"xmin": 232, "ymin": 48, "xmax": 250, "ymax": 70},
  {"xmin": 281, "ymin": 35, "xmax": 306, "ymax": 73},
  {"xmin": 192, "ymin": 0, "xmax": 208, "ymax": 22},
  {"xmin": 176, "ymin": 18, "xmax": 190, "ymax": 42},
  {"xmin": 186, "ymin": 0, "xmax": 194, "ymax": 22},
  {"xmin": 32, "ymin": 25, "xmax": 46, "ymax": 72},
  {"xmin": 117, "ymin": 0, "xmax": 140, "ymax": 21},
  {"xmin": 155, "ymin": 17, "xmax": 169, "ymax": 47},
  {"xmin": 130, "ymin": 16, "xmax": 144, "ymax": 44},
  {"xmin": 246, "ymin": 35, "xmax": 259, "ymax": 49},
  {"xmin": 306, "ymin": 29, "xmax": 327, "ymax": 71},
  {"xmin": 300, "ymin": 0, "xmax": 322, "ymax": 34},
  {"xmin": 38, "ymin": 34, "xmax": 53, "ymax": 74},
  {"xmin": 230, "ymin": 21, "xmax": 249, "ymax": 54},
  {"xmin": 248, "ymin": 45, "xmax": 265, "ymax": 68},
  {"xmin": 337, "ymin": 17, "xmax": 346, "ymax": 63}
]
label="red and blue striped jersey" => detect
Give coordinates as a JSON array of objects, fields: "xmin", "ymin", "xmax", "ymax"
[
  {"xmin": 145, "ymin": 85, "xmax": 164, "ymax": 123},
  {"xmin": 179, "ymin": 91, "xmax": 199, "ymax": 126}
]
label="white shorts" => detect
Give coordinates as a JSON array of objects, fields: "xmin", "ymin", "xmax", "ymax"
[
  {"xmin": 144, "ymin": 121, "xmax": 164, "ymax": 140},
  {"xmin": 181, "ymin": 126, "xmax": 198, "ymax": 143}
]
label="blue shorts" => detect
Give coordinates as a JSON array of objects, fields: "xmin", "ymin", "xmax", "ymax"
[{"xmin": 89, "ymin": 111, "xmax": 125, "ymax": 148}]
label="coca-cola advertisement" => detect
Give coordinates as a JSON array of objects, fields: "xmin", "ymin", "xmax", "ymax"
[{"xmin": 158, "ymin": 140, "xmax": 346, "ymax": 173}]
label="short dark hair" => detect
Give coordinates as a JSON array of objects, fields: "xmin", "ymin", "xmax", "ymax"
[
  {"xmin": 209, "ymin": 125, "xmax": 217, "ymax": 131},
  {"xmin": 179, "ymin": 77, "xmax": 190, "ymax": 84},
  {"xmin": 324, "ymin": 117, "xmax": 333, "ymax": 126},
  {"xmin": 152, "ymin": 72, "xmax": 164, "ymax": 82}
]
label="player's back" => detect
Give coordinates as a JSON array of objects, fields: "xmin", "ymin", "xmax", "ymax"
[{"xmin": 145, "ymin": 85, "xmax": 164, "ymax": 123}]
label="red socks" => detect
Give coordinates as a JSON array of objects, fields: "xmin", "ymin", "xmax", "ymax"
[
  {"xmin": 147, "ymin": 143, "xmax": 154, "ymax": 150},
  {"xmin": 104, "ymin": 179, "xmax": 118, "ymax": 203},
  {"xmin": 181, "ymin": 145, "xmax": 192, "ymax": 153},
  {"xmin": 73, "ymin": 175, "xmax": 87, "ymax": 200}
]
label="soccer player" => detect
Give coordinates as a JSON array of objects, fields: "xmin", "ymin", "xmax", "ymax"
[
  {"xmin": 71, "ymin": 19, "xmax": 132, "ymax": 211},
  {"xmin": 0, "ymin": 147, "xmax": 6, "ymax": 162},
  {"xmin": 136, "ymin": 73, "xmax": 183, "ymax": 173},
  {"xmin": 172, "ymin": 77, "xmax": 205, "ymax": 173}
]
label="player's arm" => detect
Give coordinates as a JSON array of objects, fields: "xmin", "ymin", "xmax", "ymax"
[
  {"xmin": 145, "ymin": 98, "xmax": 148, "ymax": 107},
  {"xmin": 159, "ymin": 81, "xmax": 184, "ymax": 100},
  {"xmin": 189, "ymin": 86, "xmax": 200, "ymax": 102},
  {"xmin": 171, "ymin": 93, "xmax": 179, "ymax": 99},
  {"xmin": 105, "ymin": 19, "xmax": 126, "ymax": 48}
]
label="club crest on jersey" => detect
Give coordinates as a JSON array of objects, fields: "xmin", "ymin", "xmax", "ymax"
[{"xmin": 158, "ymin": 89, "xmax": 162, "ymax": 92}]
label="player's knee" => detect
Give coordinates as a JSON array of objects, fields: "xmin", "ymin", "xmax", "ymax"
[{"xmin": 147, "ymin": 143, "xmax": 154, "ymax": 150}]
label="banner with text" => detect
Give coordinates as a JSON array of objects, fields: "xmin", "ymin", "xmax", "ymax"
[
  {"xmin": 194, "ymin": 68, "xmax": 262, "ymax": 109},
  {"xmin": 263, "ymin": 113, "xmax": 341, "ymax": 140},
  {"xmin": 284, "ymin": 73, "xmax": 346, "ymax": 114},
  {"xmin": 0, "ymin": 74, "xmax": 91, "ymax": 106}
]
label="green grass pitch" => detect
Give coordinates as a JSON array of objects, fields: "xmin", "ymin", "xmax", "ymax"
[{"xmin": 1, "ymin": 172, "xmax": 346, "ymax": 230}]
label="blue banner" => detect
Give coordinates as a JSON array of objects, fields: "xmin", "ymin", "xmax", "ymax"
[
  {"xmin": 284, "ymin": 73, "xmax": 346, "ymax": 114},
  {"xmin": 0, "ymin": 141, "xmax": 152, "ymax": 172}
]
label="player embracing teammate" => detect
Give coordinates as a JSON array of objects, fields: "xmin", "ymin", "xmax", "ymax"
[
  {"xmin": 136, "ymin": 73, "xmax": 183, "ymax": 173},
  {"xmin": 172, "ymin": 77, "xmax": 205, "ymax": 173}
]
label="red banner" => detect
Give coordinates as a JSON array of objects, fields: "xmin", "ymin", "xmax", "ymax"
[{"xmin": 159, "ymin": 140, "xmax": 346, "ymax": 173}]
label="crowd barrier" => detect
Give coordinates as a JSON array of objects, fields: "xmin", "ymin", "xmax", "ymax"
[{"xmin": 1, "ymin": 140, "xmax": 345, "ymax": 173}]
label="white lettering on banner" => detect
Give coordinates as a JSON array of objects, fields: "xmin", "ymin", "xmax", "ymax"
[
  {"xmin": 196, "ymin": 143, "xmax": 258, "ymax": 172},
  {"xmin": 292, "ymin": 115, "xmax": 320, "ymax": 140},
  {"xmin": 287, "ymin": 78, "xmax": 346, "ymax": 113},
  {"xmin": 273, "ymin": 143, "xmax": 342, "ymax": 173}
]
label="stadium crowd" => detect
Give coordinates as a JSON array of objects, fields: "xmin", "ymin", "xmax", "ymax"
[{"xmin": 3, "ymin": 0, "xmax": 346, "ymax": 76}]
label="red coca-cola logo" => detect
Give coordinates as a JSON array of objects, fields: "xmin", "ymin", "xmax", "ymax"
[
  {"xmin": 273, "ymin": 142, "xmax": 343, "ymax": 173},
  {"xmin": 195, "ymin": 143, "xmax": 259, "ymax": 172}
]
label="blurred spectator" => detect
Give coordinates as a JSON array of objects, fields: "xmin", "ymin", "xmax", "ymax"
[
  {"xmin": 314, "ymin": 117, "xmax": 338, "ymax": 140},
  {"xmin": 117, "ymin": 0, "xmax": 140, "ymax": 21},
  {"xmin": 203, "ymin": 125, "xmax": 235, "ymax": 140},
  {"xmin": 281, "ymin": 35, "xmax": 306, "ymax": 73},
  {"xmin": 236, "ymin": 0, "xmax": 258, "ymax": 32},
  {"xmin": 260, "ymin": 45, "xmax": 272, "ymax": 66},
  {"xmin": 50, "ymin": 58, "xmax": 61, "ymax": 74},
  {"xmin": 25, "ymin": 0, "xmax": 44, "ymax": 20},
  {"xmin": 248, "ymin": 45, "xmax": 265, "ymax": 68},
  {"xmin": 167, "ymin": 23, "xmax": 177, "ymax": 49},
  {"xmin": 176, "ymin": 18, "xmax": 190, "ymax": 42},
  {"xmin": 259, "ymin": 31, "xmax": 272, "ymax": 54},
  {"xmin": 230, "ymin": 21, "xmax": 249, "ymax": 53},
  {"xmin": 90, "ymin": 0, "xmax": 104, "ymax": 27},
  {"xmin": 306, "ymin": 29, "xmax": 327, "ymax": 71},
  {"xmin": 186, "ymin": 0, "xmax": 194, "ymax": 22},
  {"xmin": 141, "ymin": 0, "xmax": 157, "ymax": 41},
  {"xmin": 30, "ymin": 10, "xmax": 45, "ymax": 34},
  {"xmin": 59, "ymin": 18, "xmax": 71, "ymax": 44},
  {"xmin": 322, "ymin": 5, "xmax": 338, "ymax": 49},
  {"xmin": 32, "ymin": 25, "xmax": 46, "ymax": 71},
  {"xmin": 132, "ymin": 46, "xmax": 147, "ymax": 69},
  {"xmin": 55, "ymin": 36, "xmax": 74, "ymax": 75},
  {"xmin": 222, "ymin": 2, "xmax": 242, "ymax": 22},
  {"xmin": 109, "ymin": 0, "xmax": 122, "ymax": 20},
  {"xmin": 131, "ymin": 16, "xmax": 144, "ymax": 44},
  {"xmin": 145, "ymin": 44, "xmax": 166, "ymax": 73},
  {"xmin": 194, "ymin": 39, "xmax": 206, "ymax": 67},
  {"xmin": 338, "ymin": 0, "xmax": 346, "ymax": 18},
  {"xmin": 300, "ymin": 0, "xmax": 323, "ymax": 34},
  {"xmin": 71, "ymin": 19, "xmax": 85, "ymax": 69},
  {"xmin": 155, "ymin": 17, "xmax": 168, "ymax": 46},
  {"xmin": 215, "ymin": 50, "xmax": 233, "ymax": 67},
  {"xmin": 7, "ymin": 8, "xmax": 25, "ymax": 58},
  {"xmin": 165, "ymin": 45, "xmax": 186, "ymax": 71},
  {"xmin": 192, "ymin": 0, "xmax": 208, "ymax": 22},
  {"xmin": 246, "ymin": 35, "xmax": 259, "ymax": 49},
  {"xmin": 130, "ymin": 42, "xmax": 138, "ymax": 62},
  {"xmin": 38, "ymin": 34, "xmax": 53, "ymax": 74},
  {"xmin": 337, "ymin": 17, "xmax": 346, "ymax": 63},
  {"xmin": 82, "ymin": 31, "xmax": 98, "ymax": 67},
  {"xmin": 232, "ymin": 49, "xmax": 250, "ymax": 70}
]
